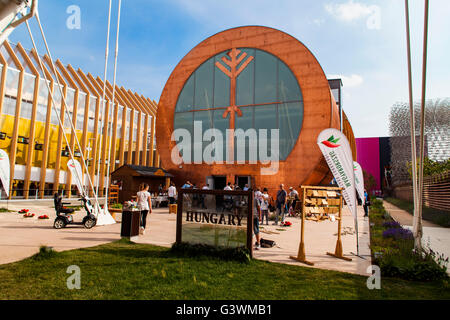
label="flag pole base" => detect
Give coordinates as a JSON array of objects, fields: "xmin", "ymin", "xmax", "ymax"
[
  {"xmin": 326, "ymin": 252, "xmax": 352, "ymax": 261},
  {"xmin": 350, "ymin": 252, "xmax": 368, "ymax": 260},
  {"xmin": 289, "ymin": 255, "xmax": 314, "ymax": 266}
]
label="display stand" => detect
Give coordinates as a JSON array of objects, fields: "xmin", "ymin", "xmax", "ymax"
[{"xmin": 290, "ymin": 185, "xmax": 352, "ymax": 265}]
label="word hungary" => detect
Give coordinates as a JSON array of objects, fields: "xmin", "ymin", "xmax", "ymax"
[{"xmin": 186, "ymin": 210, "xmax": 245, "ymax": 226}]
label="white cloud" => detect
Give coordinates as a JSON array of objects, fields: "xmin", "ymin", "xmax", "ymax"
[
  {"xmin": 325, "ymin": 0, "xmax": 381, "ymax": 29},
  {"xmin": 312, "ymin": 18, "xmax": 325, "ymax": 26},
  {"xmin": 328, "ymin": 74, "xmax": 364, "ymax": 87}
]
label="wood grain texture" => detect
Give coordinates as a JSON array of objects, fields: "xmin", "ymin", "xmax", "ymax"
[{"xmin": 155, "ymin": 26, "xmax": 355, "ymax": 194}]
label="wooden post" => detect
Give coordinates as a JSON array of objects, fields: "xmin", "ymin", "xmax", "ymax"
[
  {"xmin": 327, "ymin": 191, "xmax": 352, "ymax": 261},
  {"xmin": 176, "ymin": 188, "xmax": 183, "ymax": 243},
  {"xmin": 290, "ymin": 187, "xmax": 314, "ymax": 265}
]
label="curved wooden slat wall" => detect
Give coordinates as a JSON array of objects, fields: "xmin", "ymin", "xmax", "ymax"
[{"xmin": 156, "ymin": 26, "xmax": 356, "ymax": 193}]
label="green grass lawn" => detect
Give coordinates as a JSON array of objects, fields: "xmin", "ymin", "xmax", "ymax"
[
  {"xmin": 385, "ymin": 197, "xmax": 450, "ymax": 227},
  {"xmin": 0, "ymin": 239, "xmax": 448, "ymax": 300}
]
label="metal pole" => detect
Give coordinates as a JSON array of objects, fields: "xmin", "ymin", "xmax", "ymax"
[
  {"xmin": 339, "ymin": 82, "xmax": 343, "ymax": 132},
  {"xmin": 104, "ymin": 0, "xmax": 122, "ymax": 213},
  {"xmin": 404, "ymin": 0, "xmax": 420, "ymax": 247},
  {"xmin": 95, "ymin": 0, "xmax": 113, "ymax": 198},
  {"xmin": 416, "ymin": 0, "xmax": 429, "ymax": 251}
]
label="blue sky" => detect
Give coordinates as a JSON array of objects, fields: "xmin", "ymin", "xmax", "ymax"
[{"xmin": 9, "ymin": 0, "xmax": 450, "ymax": 138}]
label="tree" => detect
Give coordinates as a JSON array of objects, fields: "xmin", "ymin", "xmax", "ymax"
[{"xmin": 363, "ymin": 169, "xmax": 376, "ymax": 192}]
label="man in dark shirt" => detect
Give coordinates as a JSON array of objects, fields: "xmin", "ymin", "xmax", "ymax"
[{"xmin": 273, "ymin": 184, "xmax": 287, "ymax": 225}]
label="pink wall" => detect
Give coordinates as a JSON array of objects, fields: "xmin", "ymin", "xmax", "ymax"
[{"xmin": 356, "ymin": 137, "xmax": 380, "ymax": 191}]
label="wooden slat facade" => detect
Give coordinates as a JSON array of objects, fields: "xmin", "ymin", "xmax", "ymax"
[{"xmin": 0, "ymin": 41, "xmax": 158, "ymax": 199}]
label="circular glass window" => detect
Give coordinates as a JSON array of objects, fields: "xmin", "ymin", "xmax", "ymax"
[{"xmin": 174, "ymin": 48, "xmax": 304, "ymax": 162}]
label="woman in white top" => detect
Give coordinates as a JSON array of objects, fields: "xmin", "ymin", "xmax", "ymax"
[
  {"xmin": 137, "ymin": 183, "xmax": 152, "ymax": 235},
  {"xmin": 260, "ymin": 188, "xmax": 270, "ymax": 225}
]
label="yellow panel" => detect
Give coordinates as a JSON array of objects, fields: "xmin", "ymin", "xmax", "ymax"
[{"xmin": 0, "ymin": 115, "xmax": 13, "ymax": 155}]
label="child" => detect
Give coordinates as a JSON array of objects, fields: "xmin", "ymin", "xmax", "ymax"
[{"xmin": 260, "ymin": 188, "xmax": 270, "ymax": 225}]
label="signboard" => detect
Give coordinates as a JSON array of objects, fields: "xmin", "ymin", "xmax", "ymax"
[
  {"xmin": 0, "ymin": 149, "xmax": 10, "ymax": 197},
  {"xmin": 176, "ymin": 189, "xmax": 254, "ymax": 257}
]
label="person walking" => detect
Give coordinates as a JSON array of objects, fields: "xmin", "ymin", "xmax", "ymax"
[
  {"xmin": 273, "ymin": 184, "xmax": 287, "ymax": 225},
  {"xmin": 253, "ymin": 192, "xmax": 261, "ymax": 250},
  {"xmin": 200, "ymin": 183, "xmax": 209, "ymax": 209},
  {"xmin": 289, "ymin": 187, "xmax": 299, "ymax": 216},
  {"xmin": 137, "ymin": 183, "xmax": 152, "ymax": 235},
  {"xmin": 260, "ymin": 188, "xmax": 270, "ymax": 225},
  {"xmin": 223, "ymin": 182, "xmax": 233, "ymax": 210},
  {"xmin": 168, "ymin": 183, "xmax": 177, "ymax": 204},
  {"xmin": 363, "ymin": 189, "xmax": 370, "ymax": 218}
]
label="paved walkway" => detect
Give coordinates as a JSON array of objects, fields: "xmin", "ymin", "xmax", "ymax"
[
  {"xmin": 0, "ymin": 200, "xmax": 371, "ymax": 276},
  {"xmin": 383, "ymin": 201, "xmax": 439, "ymax": 227},
  {"xmin": 384, "ymin": 200, "xmax": 450, "ymax": 265}
]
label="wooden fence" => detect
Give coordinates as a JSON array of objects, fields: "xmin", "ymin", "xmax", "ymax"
[{"xmin": 393, "ymin": 171, "xmax": 450, "ymax": 212}]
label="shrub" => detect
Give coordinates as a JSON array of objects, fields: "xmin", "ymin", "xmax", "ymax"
[
  {"xmin": 382, "ymin": 227, "xmax": 414, "ymax": 241},
  {"xmin": 32, "ymin": 246, "xmax": 57, "ymax": 260},
  {"xmin": 382, "ymin": 221, "xmax": 402, "ymax": 229},
  {"xmin": 170, "ymin": 242, "xmax": 251, "ymax": 263},
  {"xmin": 370, "ymin": 200, "xmax": 449, "ymax": 281},
  {"xmin": 375, "ymin": 245, "xmax": 448, "ymax": 281},
  {"xmin": 111, "ymin": 203, "xmax": 123, "ymax": 209}
]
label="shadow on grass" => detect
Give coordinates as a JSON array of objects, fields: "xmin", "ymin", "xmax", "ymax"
[
  {"xmin": 0, "ymin": 225, "xmax": 54, "ymax": 230},
  {"xmin": 62, "ymin": 237, "xmax": 119, "ymax": 242}
]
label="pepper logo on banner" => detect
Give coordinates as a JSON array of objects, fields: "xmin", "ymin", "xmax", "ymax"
[
  {"xmin": 67, "ymin": 159, "xmax": 84, "ymax": 196},
  {"xmin": 317, "ymin": 128, "xmax": 360, "ymax": 254},
  {"xmin": 321, "ymin": 135, "xmax": 341, "ymax": 148},
  {"xmin": 0, "ymin": 149, "xmax": 10, "ymax": 197},
  {"xmin": 353, "ymin": 161, "xmax": 365, "ymax": 205}
]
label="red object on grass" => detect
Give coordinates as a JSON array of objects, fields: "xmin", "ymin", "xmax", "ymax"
[
  {"xmin": 24, "ymin": 213, "xmax": 35, "ymax": 218},
  {"xmin": 19, "ymin": 209, "xmax": 29, "ymax": 214},
  {"xmin": 38, "ymin": 215, "xmax": 49, "ymax": 219}
]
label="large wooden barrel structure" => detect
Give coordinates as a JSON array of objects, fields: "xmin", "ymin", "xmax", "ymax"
[{"xmin": 156, "ymin": 26, "xmax": 356, "ymax": 193}]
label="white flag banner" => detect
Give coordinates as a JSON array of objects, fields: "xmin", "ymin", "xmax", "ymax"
[
  {"xmin": 0, "ymin": 149, "xmax": 10, "ymax": 197},
  {"xmin": 317, "ymin": 128, "xmax": 360, "ymax": 255},
  {"xmin": 353, "ymin": 161, "xmax": 365, "ymax": 205},
  {"xmin": 67, "ymin": 159, "xmax": 115, "ymax": 225},
  {"xmin": 67, "ymin": 159, "xmax": 84, "ymax": 197}
]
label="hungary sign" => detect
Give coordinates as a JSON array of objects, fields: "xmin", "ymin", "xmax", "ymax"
[
  {"xmin": 0, "ymin": 149, "xmax": 10, "ymax": 197},
  {"xmin": 317, "ymin": 128, "xmax": 360, "ymax": 254}
]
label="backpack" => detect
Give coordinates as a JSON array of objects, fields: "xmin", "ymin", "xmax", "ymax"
[{"xmin": 260, "ymin": 238, "xmax": 276, "ymax": 248}]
